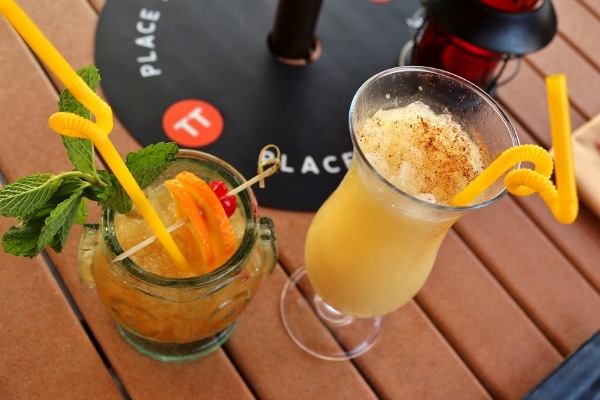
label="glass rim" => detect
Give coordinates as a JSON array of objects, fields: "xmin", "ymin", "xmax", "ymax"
[
  {"xmin": 102, "ymin": 149, "xmax": 260, "ymax": 287},
  {"xmin": 348, "ymin": 65, "xmax": 520, "ymax": 213}
]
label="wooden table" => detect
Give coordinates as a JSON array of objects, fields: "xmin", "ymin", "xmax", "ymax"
[{"xmin": 1, "ymin": 0, "xmax": 599, "ymax": 399}]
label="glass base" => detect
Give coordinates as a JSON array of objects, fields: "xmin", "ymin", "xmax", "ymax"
[
  {"xmin": 280, "ymin": 267, "xmax": 383, "ymax": 361},
  {"xmin": 117, "ymin": 322, "xmax": 237, "ymax": 362}
]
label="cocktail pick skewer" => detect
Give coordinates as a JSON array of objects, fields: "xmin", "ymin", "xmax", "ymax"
[
  {"xmin": 113, "ymin": 145, "xmax": 281, "ymax": 263},
  {"xmin": 112, "ymin": 219, "xmax": 188, "ymax": 264}
]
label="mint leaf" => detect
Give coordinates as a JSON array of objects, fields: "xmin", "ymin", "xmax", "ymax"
[
  {"xmin": 99, "ymin": 174, "xmax": 132, "ymax": 214},
  {"xmin": 0, "ymin": 174, "xmax": 60, "ymax": 218},
  {"xmin": 0, "ymin": 65, "xmax": 102, "ymax": 258},
  {"xmin": 99, "ymin": 142, "xmax": 178, "ymax": 213},
  {"xmin": 0, "ymin": 65, "xmax": 177, "ymax": 258},
  {"xmin": 2, "ymin": 218, "xmax": 45, "ymax": 257},
  {"xmin": 74, "ymin": 198, "xmax": 88, "ymax": 225},
  {"xmin": 78, "ymin": 65, "xmax": 101, "ymax": 92},
  {"xmin": 58, "ymin": 65, "xmax": 100, "ymax": 119},
  {"xmin": 16, "ymin": 176, "xmax": 87, "ymax": 222},
  {"xmin": 53, "ymin": 177, "xmax": 90, "ymax": 225},
  {"xmin": 126, "ymin": 142, "xmax": 178, "ymax": 189},
  {"xmin": 62, "ymin": 137, "xmax": 96, "ymax": 176},
  {"xmin": 38, "ymin": 182, "xmax": 87, "ymax": 253},
  {"xmin": 58, "ymin": 66, "xmax": 99, "ymax": 175}
]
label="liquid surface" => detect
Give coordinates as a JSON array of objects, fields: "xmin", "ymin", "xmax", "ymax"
[
  {"xmin": 357, "ymin": 101, "xmax": 486, "ymax": 204},
  {"xmin": 114, "ymin": 162, "xmax": 245, "ymax": 278}
]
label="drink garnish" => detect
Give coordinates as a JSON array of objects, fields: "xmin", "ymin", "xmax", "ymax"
[
  {"xmin": 0, "ymin": 66, "xmax": 179, "ymax": 258},
  {"xmin": 166, "ymin": 172, "xmax": 237, "ymax": 274},
  {"xmin": 0, "ymin": 2, "xmax": 191, "ymax": 269},
  {"xmin": 209, "ymin": 181, "xmax": 237, "ymax": 217},
  {"xmin": 112, "ymin": 144, "xmax": 281, "ymax": 263}
]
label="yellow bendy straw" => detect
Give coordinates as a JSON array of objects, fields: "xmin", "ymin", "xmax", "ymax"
[
  {"xmin": 0, "ymin": 0, "xmax": 111, "ymax": 133},
  {"xmin": 452, "ymin": 74, "xmax": 578, "ymax": 224},
  {"xmin": 0, "ymin": 0, "xmax": 192, "ymax": 271},
  {"xmin": 545, "ymin": 74, "xmax": 578, "ymax": 223}
]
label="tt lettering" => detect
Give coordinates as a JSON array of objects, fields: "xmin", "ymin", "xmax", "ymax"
[{"xmin": 171, "ymin": 107, "xmax": 212, "ymax": 138}]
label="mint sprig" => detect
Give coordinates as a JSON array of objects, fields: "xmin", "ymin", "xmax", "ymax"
[{"xmin": 0, "ymin": 66, "xmax": 178, "ymax": 257}]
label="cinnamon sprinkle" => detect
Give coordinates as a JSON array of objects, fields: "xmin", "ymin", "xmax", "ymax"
[{"xmin": 357, "ymin": 102, "xmax": 486, "ymax": 205}]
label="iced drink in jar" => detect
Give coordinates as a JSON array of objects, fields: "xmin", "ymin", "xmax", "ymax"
[
  {"xmin": 305, "ymin": 102, "xmax": 490, "ymax": 318},
  {"xmin": 79, "ymin": 150, "xmax": 278, "ymax": 361}
]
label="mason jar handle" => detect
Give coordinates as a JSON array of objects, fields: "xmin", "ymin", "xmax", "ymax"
[
  {"xmin": 258, "ymin": 217, "xmax": 278, "ymax": 278},
  {"xmin": 77, "ymin": 223, "xmax": 100, "ymax": 287}
]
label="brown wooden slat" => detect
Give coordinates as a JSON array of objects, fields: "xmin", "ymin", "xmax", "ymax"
[
  {"xmin": 12, "ymin": 0, "xmax": 142, "ymax": 159},
  {"xmin": 553, "ymin": 0, "xmax": 600, "ymax": 70},
  {"xmin": 88, "ymin": 0, "xmax": 104, "ymax": 13},
  {"xmin": 356, "ymin": 301, "xmax": 492, "ymax": 400},
  {"xmin": 0, "ymin": 220, "xmax": 123, "ymax": 399},
  {"xmin": 259, "ymin": 209, "xmax": 492, "ymax": 399},
  {"xmin": 226, "ymin": 266, "xmax": 380, "ymax": 400},
  {"xmin": 0, "ymin": 21, "xmax": 73, "ymax": 178},
  {"xmin": 515, "ymin": 195, "xmax": 600, "ymax": 291},
  {"xmin": 2, "ymin": 0, "xmax": 600, "ymax": 398},
  {"xmin": 417, "ymin": 230, "xmax": 562, "ymax": 400},
  {"xmin": 0, "ymin": 2, "xmax": 257, "ymax": 398},
  {"xmin": 496, "ymin": 61, "xmax": 587, "ymax": 150},
  {"xmin": 9, "ymin": 0, "xmax": 98, "ymax": 92},
  {"xmin": 526, "ymin": 36, "xmax": 600, "ymax": 119},
  {"xmin": 260, "ymin": 208, "xmax": 313, "ymax": 273},
  {"xmin": 495, "ymin": 51, "xmax": 600, "ymax": 297},
  {"xmin": 579, "ymin": 0, "xmax": 600, "ymax": 18},
  {"xmin": 501, "ymin": 122, "xmax": 600, "ymax": 293},
  {"xmin": 455, "ymin": 197, "xmax": 600, "ymax": 356}
]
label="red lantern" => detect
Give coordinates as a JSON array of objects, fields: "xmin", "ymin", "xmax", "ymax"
[{"xmin": 404, "ymin": 0, "xmax": 557, "ymax": 93}]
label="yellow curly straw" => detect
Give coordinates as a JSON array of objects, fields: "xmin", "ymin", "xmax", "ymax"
[
  {"xmin": 546, "ymin": 74, "xmax": 578, "ymax": 223},
  {"xmin": 1, "ymin": 0, "xmax": 192, "ymax": 271},
  {"xmin": 452, "ymin": 74, "xmax": 578, "ymax": 224},
  {"xmin": 0, "ymin": 0, "xmax": 112, "ymax": 133},
  {"xmin": 49, "ymin": 113, "xmax": 192, "ymax": 272}
]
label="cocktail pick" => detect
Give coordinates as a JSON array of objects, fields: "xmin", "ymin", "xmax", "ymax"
[
  {"xmin": 112, "ymin": 145, "xmax": 282, "ymax": 263},
  {"xmin": 0, "ymin": 0, "xmax": 192, "ymax": 271},
  {"xmin": 452, "ymin": 74, "xmax": 578, "ymax": 224}
]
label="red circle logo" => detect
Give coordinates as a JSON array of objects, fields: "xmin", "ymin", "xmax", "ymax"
[{"xmin": 162, "ymin": 99, "xmax": 224, "ymax": 147}]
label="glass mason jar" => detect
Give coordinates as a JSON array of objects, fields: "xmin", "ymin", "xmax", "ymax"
[{"xmin": 77, "ymin": 149, "xmax": 278, "ymax": 362}]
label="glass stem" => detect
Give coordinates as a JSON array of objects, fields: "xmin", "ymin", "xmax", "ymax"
[{"xmin": 314, "ymin": 295, "xmax": 354, "ymax": 326}]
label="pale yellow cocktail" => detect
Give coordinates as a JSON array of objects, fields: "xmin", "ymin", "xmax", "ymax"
[
  {"xmin": 305, "ymin": 102, "xmax": 489, "ymax": 317},
  {"xmin": 281, "ymin": 66, "xmax": 518, "ymax": 360}
]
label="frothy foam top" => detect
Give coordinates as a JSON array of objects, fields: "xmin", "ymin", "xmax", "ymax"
[{"xmin": 357, "ymin": 102, "xmax": 485, "ymax": 205}]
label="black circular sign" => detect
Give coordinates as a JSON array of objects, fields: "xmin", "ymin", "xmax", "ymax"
[{"xmin": 95, "ymin": 0, "xmax": 419, "ymax": 210}]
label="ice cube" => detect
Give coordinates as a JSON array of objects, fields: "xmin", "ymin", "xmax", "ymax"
[{"xmin": 416, "ymin": 193, "xmax": 437, "ymax": 203}]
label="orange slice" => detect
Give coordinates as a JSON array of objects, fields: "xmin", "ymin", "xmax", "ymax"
[
  {"xmin": 165, "ymin": 171, "xmax": 237, "ymax": 273},
  {"xmin": 164, "ymin": 178, "xmax": 214, "ymax": 274},
  {"xmin": 176, "ymin": 172, "xmax": 237, "ymax": 260}
]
